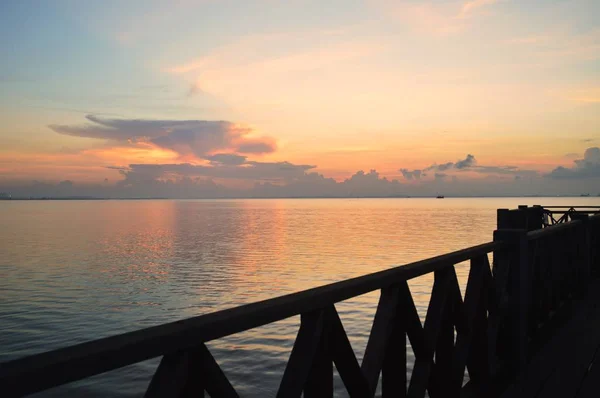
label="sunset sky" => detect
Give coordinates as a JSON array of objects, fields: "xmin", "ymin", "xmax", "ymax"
[{"xmin": 1, "ymin": 0, "xmax": 599, "ymax": 197}]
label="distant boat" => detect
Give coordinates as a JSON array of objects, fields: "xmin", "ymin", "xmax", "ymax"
[
  {"xmin": 436, "ymin": 195, "xmax": 445, "ymax": 199},
  {"xmin": 580, "ymin": 193, "xmax": 590, "ymax": 197}
]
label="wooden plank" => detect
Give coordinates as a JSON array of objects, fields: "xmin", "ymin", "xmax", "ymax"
[
  {"xmin": 327, "ymin": 306, "xmax": 370, "ymax": 397},
  {"xmin": 455, "ymin": 256, "xmax": 486, "ymax": 388},
  {"xmin": 304, "ymin": 315, "xmax": 333, "ymax": 398},
  {"xmin": 407, "ymin": 267, "xmax": 453, "ymax": 398},
  {"xmin": 362, "ymin": 285, "xmax": 401, "ymax": 394},
  {"xmin": 500, "ymin": 280, "xmax": 600, "ymax": 398},
  {"xmin": 145, "ymin": 343, "xmax": 237, "ymax": 398},
  {"xmin": 401, "ymin": 283, "xmax": 426, "ymax": 360},
  {"xmin": 494, "ymin": 229, "xmax": 529, "ymax": 376},
  {"xmin": 277, "ymin": 310, "xmax": 326, "ymax": 398},
  {"xmin": 145, "ymin": 351, "xmax": 199, "ymax": 398},
  {"xmin": 534, "ymin": 286, "xmax": 600, "ymax": 398},
  {"xmin": 430, "ymin": 292, "xmax": 456, "ymax": 397},
  {"xmin": 382, "ymin": 313, "xmax": 407, "ymax": 398},
  {"xmin": 575, "ymin": 347, "xmax": 600, "ymax": 398},
  {"xmin": 196, "ymin": 344, "xmax": 238, "ymax": 398},
  {"xmin": 430, "ymin": 267, "xmax": 462, "ymax": 398}
]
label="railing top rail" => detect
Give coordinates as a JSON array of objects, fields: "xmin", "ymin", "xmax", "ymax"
[
  {"xmin": 0, "ymin": 241, "xmax": 503, "ymax": 390},
  {"xmin": 527, "ymin": 218, "xmax": 582, "ymax": 240},
  {"xmin": 540, "ymin": 206, "xmax": 600, "ymax": 209}
]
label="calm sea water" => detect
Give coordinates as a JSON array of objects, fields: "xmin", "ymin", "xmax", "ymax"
[{"xmin": 1, "ymin": 197, "xmax": 598, "ymax": 396}]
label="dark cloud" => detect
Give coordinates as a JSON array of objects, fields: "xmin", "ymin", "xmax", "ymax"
[
  {"xmin": 399, "ymin": 169, "xmax": 422, "ymax": 180},
  {"xmin": 2, "ymin": 159, "xmax": 595, "ymax": 199},
  {"xmin": 235, "ymin": 139, "xmax": 277, "ymax": 154},
  {"xmin": 433, "ymin": 162, "xmax": 454, "ymax": 172},
  {"xmin": 400, "ymin": 154, "xmax": 537, "ymax": 180},
  {"xmin": 205, "ymin": 153, "xmax": 247, "ymax": 165},
  {"xmin": 117, "ymin": 160, "xmax": 316, "ymax": 184},
  {"xmin": 548, "ymin": 147, "xmax": 600, "ymax": 179},
  {"xmin": 455, "ymin": 154, "xmax": 475, "ymax": 169},
  {"xmin": 49, "ymin": 115, "xmax": 277, "ymax": 158}
]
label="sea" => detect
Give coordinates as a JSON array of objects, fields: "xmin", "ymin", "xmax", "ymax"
[{"xmin": 1, "ymin": 197, "xmax": 598, "ymax": 397}]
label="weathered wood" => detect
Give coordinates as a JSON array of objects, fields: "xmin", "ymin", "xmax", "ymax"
[
  {"xmin": 381, "ymin": 313, "xmax": 406, "ymax": 398},
  {"xmin": 494, "ymin": 229, "xmax": 529, "ymax": 377},
  {"xmin": 196, "ymin": 344, "xmax": 239, "ymax": 398},
  {"xmin": 277, "ymin": 310, "xmax": 326, "ymax": 398},
  {"xmin": 454, "ymin": 256, "xmax": 487, "ymax": 388},
  {"xmin": 145, "ymin": 343, "xmax": 237, "ymax": 398},
  {"xmin": 361, "ymin": 282, "xmax": 410, "ymax": 397},
  {"xmin": 576, "ymin": 350, "xmax": 600, "ymax": 398},
  {"xmin": 304, "ymin": 314, "xmax": 333, "ymax": 398},
  {"xmin": 501, "ymin": 280, "xmax": 600, "ymax": 398},
  {"xmin": 407, "ymin": 267, "xmax": 453, "ymax": 398},
  {"xmin": 145, "ymin": 351, "xmax": 201, "ymax": 398},
  {"xmin": 327, "ymin": 306, "xmax": 370, "ymax": 397},
  {"xmin": 362, "ymin": 285, "xmax": 401, "ymax": 394}
]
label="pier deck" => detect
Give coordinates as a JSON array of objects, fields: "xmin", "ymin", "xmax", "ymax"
[{"xmin": 501, "ymin": 278, "xmax": 600, "ymax": 398}]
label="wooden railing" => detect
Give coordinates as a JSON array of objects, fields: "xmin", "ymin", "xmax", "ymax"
[
  {"xmin": 540, "ymin": 205, "xmax": 600, "ymax": 226},
  {"xmin": 1, "ymin": 209, "xmax": 599, "ymax": 398}
]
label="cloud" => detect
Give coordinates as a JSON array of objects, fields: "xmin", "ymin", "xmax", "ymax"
[
  {"xmin": 548, "ymin": 147, "xmax": 600, "ymax": 179},
  {"xmin": 433, "ymin": 162, "xmax": 455, "ymax": 172},
  {"xmin": 400, "ymin": 169, "xmax": 422, "ymax": 180},
  {"xmin": 205, "ymin": 153, "xmax": 247, "ymax": 165},
  {"xmin": 117, "ymin": 160, "xmax": 316, "ymax": 184},
  {"xmin": 400, "ymin": 154, "xmax": 538, "ymax": 181},
  {"xmin": 455, "ymin": 154, "xmax": 476, "ymax": 169},
  {"xmin": 49, "ymin": 115, "xmax": 277, "ymax": 159}
]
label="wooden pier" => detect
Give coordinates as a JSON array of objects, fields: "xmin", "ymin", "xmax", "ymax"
[{"xmin": 1, "ymin": 205, "xmax": 599, "ymax": 397}]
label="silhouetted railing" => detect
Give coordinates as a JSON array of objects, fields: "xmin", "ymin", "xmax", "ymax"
[
  {"xmin": 1, "ymin": 207, "xmax": 599, "ymax": 397},
  {"xmin": 540, "ymin": 205, "xmax": 600, "ymax": 226}
]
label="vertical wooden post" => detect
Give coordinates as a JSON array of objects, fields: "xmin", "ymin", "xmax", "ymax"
[
  {"xmin": 304, "ymin": 318, "xmax": 333, "ymax": 398},
  {"xmin": 497, "ymin": 209, "xmax": 511, "ymax": 230},
  {"xmin": 493, "ymin": 229, "xmax": 529, "ymax": 378},
  {"xmin": 530, "ymin": 205, "xmax": 544, "ymax": 231}
]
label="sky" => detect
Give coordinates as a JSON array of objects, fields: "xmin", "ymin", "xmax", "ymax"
[{"xmin": 0, "ymin": 0, "xmax": 599, "ymax": 197}]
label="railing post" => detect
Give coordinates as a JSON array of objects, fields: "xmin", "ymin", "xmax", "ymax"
[
  {"xmin": 529, "ymin": 206, "xmax": 543, "ymax": 231},
  {"xmin": 493, "ymin": 229, "xmax": 529, "ymax": 378},
  {"xmin": 570, "ymin": 214, "xmax": 590, "ymax": 297}
]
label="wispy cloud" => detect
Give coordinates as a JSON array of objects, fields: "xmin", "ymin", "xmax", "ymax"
[
  {"xmin": 400, "ymin": 153, "xmax": 538, "ymax": 181},
  {"xmin": 49, "ymin": 115, "xmax": 277, "ymax": 159}
]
